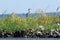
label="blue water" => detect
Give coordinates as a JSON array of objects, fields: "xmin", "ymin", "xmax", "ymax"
[
  {"xmin": 0, "ymin": 12, "xmax": 57, "ymax": 19},
  {"xmin": 0, "ymin": 38, "xmax": 60, "ymax": 40}
]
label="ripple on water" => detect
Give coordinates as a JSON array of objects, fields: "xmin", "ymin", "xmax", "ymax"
[{"xmin": 0, "ymin": 38, "xmax": 60, "ymax": 40}]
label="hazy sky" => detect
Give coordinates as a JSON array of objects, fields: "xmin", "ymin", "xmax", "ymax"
[{"xmin": 0, "ymin": 0, "xmax": 60, "ymax": 14}]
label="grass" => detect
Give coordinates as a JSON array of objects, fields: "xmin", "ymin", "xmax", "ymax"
[{"xmin": 0, "ymin": 13, "xmax": 60, "ymax": 32}]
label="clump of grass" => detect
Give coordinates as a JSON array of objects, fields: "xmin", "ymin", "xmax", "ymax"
[{"xmin": 0, "ymin": 12, "xmax": 60, "ymax": 32}]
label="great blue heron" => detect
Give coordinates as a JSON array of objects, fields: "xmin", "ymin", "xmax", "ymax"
[{"xmin": 26, "ymin": 8, "xmax": 30, "ymax": 17}]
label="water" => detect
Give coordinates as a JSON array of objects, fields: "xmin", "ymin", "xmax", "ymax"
[
  {"xmin": 0, "ymin": 38, "xmax": 60, "ymax": 40},
  {"xmin": 0, "ymin": 12, "xmax": 57, "ymax": 19}
]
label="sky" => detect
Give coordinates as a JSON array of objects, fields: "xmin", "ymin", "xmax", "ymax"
[{"xmin": 0, "ymin": 0, "xmax": 60, "ymax": 14}]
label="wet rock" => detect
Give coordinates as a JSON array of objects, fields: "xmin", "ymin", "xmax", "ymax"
[{"xmin": 13, "ymin": 31, "xmax": 20, "ymax": 37}]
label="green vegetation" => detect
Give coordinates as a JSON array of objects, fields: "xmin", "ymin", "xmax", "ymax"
[{"xmin": 0, "ymin": 11, "xmax": 60, "ymax": 33}]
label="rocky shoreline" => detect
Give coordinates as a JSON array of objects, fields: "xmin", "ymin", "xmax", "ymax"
[{"xmin": 0, "ymin": 29, "xmax": 60, "ymax": 38}]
